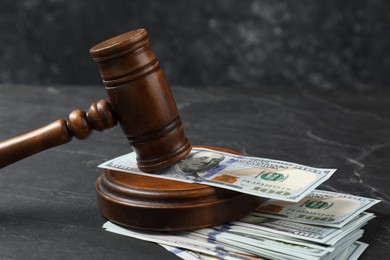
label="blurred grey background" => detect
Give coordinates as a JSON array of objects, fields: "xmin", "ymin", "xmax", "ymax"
[{"xmin": 0, "ymin": 0, "xmax": 389, "ymax": 90}]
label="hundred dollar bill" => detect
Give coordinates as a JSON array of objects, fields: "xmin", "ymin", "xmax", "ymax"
[
  {"xmin": 190, "ymin": 236, "xmax": 297, "ymax": 260},
  {"xmin": 103, "ymin": 221, "xmax": 257, "ymax": 260},
  {"xmin": 320, "ymin": 229, "xmax": 364, "ymax": 260},
  {"xmin": 230, "ymin": 212, "xmax": 374, "ymax": 246},
  {"xmin": 104, "ymin": 219, "xmax": 368, "ymax": 260},
  {"xmin": 193, "ymin": 225, "xmax": 364, "ymax": 260},
  {"xmin": 159, "ymin": 244, "xmax": 260, "ymax": 260},
  {"xmin": 252, "ymin": 189, "xmax": 380, "ymax": 228},
  {"xmin": 343, "ymin": 241, "xmax": 368, "ymax": 260},
  {"xmin": 193, "ymin": 227, "xmax": 332, "ymax": 259},
  {"xmin": 104, "ymin": 221, "xmax": 311, "ymax": 260},
  {"xmin": 98, "ymin": 147, "xmax": 336, "ymax": 202},
  {"xmin": 159, "ymin": 241, "xmax": 368, "ymax": 260},
  {"xmin": 158, "ymin": 244, "xmax": 219, "ymax": 260},
  {"xmin": 182, "ymin": 230, "xmax": 304, "ymax": 260}
]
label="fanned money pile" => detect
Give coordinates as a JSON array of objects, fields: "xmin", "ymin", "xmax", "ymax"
[
  {"xmin": 99, "ymin": 148, "xmax": 380, "ymax": 259},
  {"xmin": 103, "ymin": 190, "xmax": 379, "ymax": 260}
]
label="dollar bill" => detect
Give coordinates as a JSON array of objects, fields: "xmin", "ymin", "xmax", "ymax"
[
  {"xmin": 232, "ymin": 212, "xmax": 374, "ymax": 245},
  {"xmin": 158, "ymin": 244, "xmax": 220, "ymax": 260},
  {"xmin": 252, "ymin": 190, "xmax": 380, "ymax": 227},
  {"xmin": 98, "ymin": 147, "xmax": 337, "ymax": 202},
  {"xmin": 159, "ymin": 244, "xmax": 259, "ymax": 260},
  {"xmin": 189, "ymin": 233, "xmax": 298, "ymax": 260},
  {"xmin": 103, "ymin": 222, "xmax": 257, "ymax": 260},
  {"xmin": 103, "ymin": 219, "xmax": 367, "ymax": 260},
  {"xmin": 343, "ymin": 241, "xmax": 368, "ymax": 260},
  {"xmin": 321, "ymin": 229, "xmax": 364, "ymax": 260},
  {"xmin": 193, "ymin": 227, "xmax": 333, "ymax": 259},
  {"xmin": 159, "ymin": 242, "xmax": 367, "ymax": 260},
  {"xmin": 193, "ymin": 225, "xmax": 365, "ymax": 258}
]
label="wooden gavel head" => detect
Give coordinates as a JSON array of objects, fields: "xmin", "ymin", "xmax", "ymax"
[{"xmin": 89, "ymin": 29, "xmax": 191, "ymax": 172}]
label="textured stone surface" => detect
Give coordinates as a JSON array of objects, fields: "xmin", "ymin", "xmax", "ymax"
[
  {"xmin": 0, "ymin": 84, "xmax": 389, "ymax": 259},
  {"xmin": 0, "ymin": 0, "xmax": 389, "ymax": 90}
]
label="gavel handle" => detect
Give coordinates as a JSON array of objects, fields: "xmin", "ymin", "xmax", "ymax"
[{"xmin": 0, "ymin": 100, "xmax": 117, "ymax": 168}]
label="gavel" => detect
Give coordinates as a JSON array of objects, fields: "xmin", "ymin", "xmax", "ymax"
[
  {"xmin": 0, "ymin": 29, "xmax": 262, "ymax": 231},
  {"xmin": 0, "ymin": 29, "xmax": 192, "ymax": 172}
]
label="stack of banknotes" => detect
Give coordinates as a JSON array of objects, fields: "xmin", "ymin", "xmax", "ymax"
[{"xmin": 99, "ymin": 148, "xmax": 380, "ymax": 259}]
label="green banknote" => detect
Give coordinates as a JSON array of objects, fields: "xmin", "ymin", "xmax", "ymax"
[
  {"xmin": 99, "ymin": 147, "xmax": 336, "ymax": 202},
  {"xmin": 252, "ymin": 189, "xmax": 380, "ymax": 228}
]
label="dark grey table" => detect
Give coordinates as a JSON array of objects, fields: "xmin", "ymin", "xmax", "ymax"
[{"xmin": 0, "ymin": 84, "xmax": 389, "ymax": 259}]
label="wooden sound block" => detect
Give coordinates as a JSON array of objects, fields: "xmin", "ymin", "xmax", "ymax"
[{"xmin": 96, "ymin": 147, "xmax": 264, "ymax": 231}]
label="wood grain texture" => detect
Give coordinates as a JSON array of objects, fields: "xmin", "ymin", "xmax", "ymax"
[
  {"xmin": 90, "ymin": 29, "xmax": 191, "ymax": 172},
  {"xmin": 96, "ymin": 146, "xmax": 263, "ymax": 231},
  {"xmin": 0, "ymin": 100, "xmax": 116, "ymax": 168}
]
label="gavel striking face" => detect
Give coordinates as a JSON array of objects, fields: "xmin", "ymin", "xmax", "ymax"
[{"xmin": 0, "ymin": 29, "xmax": 192, "ymax": 172}]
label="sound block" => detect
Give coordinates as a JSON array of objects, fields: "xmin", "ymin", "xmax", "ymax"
[{"xmin": 96, "ymin": 146, "xmax": 263, "ymax": 231}]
